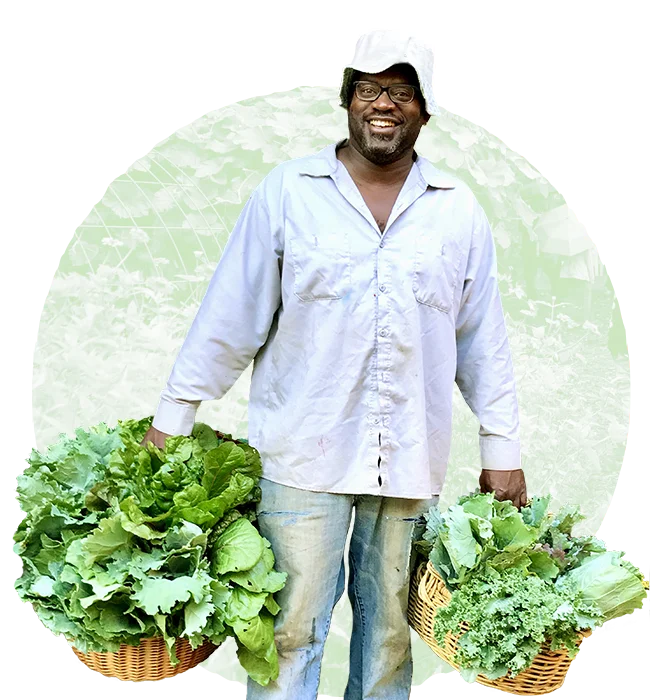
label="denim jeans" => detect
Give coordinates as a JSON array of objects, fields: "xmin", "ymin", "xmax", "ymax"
[{"xmin": 246, "ymin": 478, "xmax": 437, "ymax": 700}]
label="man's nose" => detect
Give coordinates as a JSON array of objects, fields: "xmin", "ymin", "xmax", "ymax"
[{"xmin": 372, "ymin": 90, "xmax": 396, "ymax": 110}]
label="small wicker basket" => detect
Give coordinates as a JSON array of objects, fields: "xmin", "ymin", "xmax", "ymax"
[
  {"xmin": 71, "ymin": 636, "xmax": 218, "ymax": 681},
  {"xmin": 408, "ymin": 560, "xmax": 591, "ymax": 695}
]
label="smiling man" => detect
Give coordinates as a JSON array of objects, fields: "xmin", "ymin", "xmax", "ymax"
[{"xmin": 142, "ymin": 30, "xmax": 525, "ymax": 700}]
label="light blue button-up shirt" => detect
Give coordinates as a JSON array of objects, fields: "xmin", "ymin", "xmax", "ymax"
[{"xmin": 153, "ymin": 140, "xmax": 521, "ymax": 498}]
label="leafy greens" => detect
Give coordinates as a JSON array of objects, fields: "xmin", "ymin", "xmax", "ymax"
[
  {"xmin": 13, "ymin": 418, "xmax": 286, "ymax": 686},
  {"xmin": 415, "ymin": 491, "xmax": 647, "ymax": 682}
]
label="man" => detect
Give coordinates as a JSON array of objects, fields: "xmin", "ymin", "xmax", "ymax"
[{"xmin": 143, "ymin": 30, "xmax": 526, "ymax": 700}]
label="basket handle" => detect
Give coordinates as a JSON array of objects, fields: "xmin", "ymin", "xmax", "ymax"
[{"xmin": 417, "ymin": 562, "xmax": 435, "ymax": 607}]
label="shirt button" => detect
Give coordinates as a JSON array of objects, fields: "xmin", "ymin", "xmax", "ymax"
[
  {"xmin": 379, "ymin": 329, "xmax": 387, "ymax": 337},
  {"xmin": 379, "ymin": 284, "xmax": 386, "ymax": 292},
  {"xmin": 373, "ymin": 417, "xmax": 380, "ymax": 424},
  {"xmin": 379, "ymin": 241, "xmax": 385, "ymax": 248}
]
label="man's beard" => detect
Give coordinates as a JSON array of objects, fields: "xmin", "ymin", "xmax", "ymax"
[{"xmin": 347, "ymin": 111, "xmax": 420, "ymax": 166}]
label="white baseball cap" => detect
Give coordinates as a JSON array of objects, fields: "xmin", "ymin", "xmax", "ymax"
[{"xmin": 339, "ymin": 30, "xmax": 441, "ymax": 116}]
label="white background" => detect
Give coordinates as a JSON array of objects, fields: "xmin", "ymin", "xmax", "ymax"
[{"xmin": 1, "ymin": 1, "xmax": 655, "ymax": 698}]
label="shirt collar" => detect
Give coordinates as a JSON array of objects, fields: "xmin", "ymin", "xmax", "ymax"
[{"xmin": 298, "ymin": 140, "xmax": 457, "ymax": 189}]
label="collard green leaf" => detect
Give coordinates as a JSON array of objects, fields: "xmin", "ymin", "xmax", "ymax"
[
  {"xmin": 212, "ymin": 518, "xmax": 264, "ymax": 575},
  {"xmin": 224, "ymin": 539, "xmax": 286, "ymax": 594},
  {"xmin": 459, "ymin": 492, "xmax": 494, "ymax": 520},
  {"xmin": 225, "ymin": 587, "xmax": 269, "ymax": 623},
  {"xmin": 491, "ymin": 513, "xmax": 537, "ymax": 551},
  {"xmin": 441, "ymin": 506, "xmax": 482, "ymax": 570},
  {"xmin": 232, "ymin": 613, "xmax": 273, "ymax": 653},
  {"xmin": 555, "ymin": 551, "xmax": 647, "ymax": 621},
  {"xmin": 236, "ymin": 638, "xmax": 279, "ymax": 686}
]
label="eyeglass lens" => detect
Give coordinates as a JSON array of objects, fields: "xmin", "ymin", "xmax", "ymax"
[{"xmin": 354, "ymin": 81, "xmax": 416, "ymax": 104}]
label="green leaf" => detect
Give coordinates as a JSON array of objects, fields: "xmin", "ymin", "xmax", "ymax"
[
  {"xmin": 154, "ymin": 613, "xmax": 179, "ymax": 665},
  {"xmin": 556, "ymin": 551, "xmax": 647, "ymax": 621},
  {"xmin": 227, "ymin": 542, "xmax": 287, "ymax": 594},
  {"xmin": 173, "ymin": 483, "xmax": 208, "ymax": 509},
  {"xmin": 202, "ymin": 442, "xmax": 246, "ymax": 497},
  {"xmin": 521, "ymin": 495, "xmax": 551, "ymax": 528},
  {"xmin": 86, "ymin": 605, "xmax": 146, "ymax": 637},
  {"xmin": 192, "ymin": 422, "xmax": 219, "ymax": 452},
  {"xmin": 164, "ymin": 521, "xmax": 206, "ymax": 551},
  {"xmin": 119, "ymin": 497, "xmax": 169, "ymax": 541},
  {"xmin": 212, "ymin": 518, "xmax": 264, "ymax": 575},
  {"xmin": 236, "ymin": 638, "xmax": 279, "ymax": 686},
  {"xmin": 79, "ymin": 515, "xmax": 132, "ymax": 564},
  {"xmin": 459, "ymin": 492, "xmax": 494, "ymax": 520},
  {"xmin": 131, "ymin": 573, "xmax": 211, "ymax": 615},
  {"xmin": 263, "ymin": 594, "xmax": 281, "ymax": 616},
  {"xmin": 232, "ymin": 613, "xmax": 273, "ymax": 653},
  {"xmin": 30, "ymin": 575, "xmax": 56, "ymax": 597},
  {"xmin": 552, "ymin": 505, "xmax": 585, "ymax": 534},
  {"xmin": 441, "ymin": 506, "xmax": 481, "ymax": 570},
  {"xmin": 225, "ymin": 587, "xmax": 269, "ymax": 623},
  {"xmin": 528, "ymin": 550, "xmax": 560, "ymax": 580},
  {"xmin": 184, "ymin": 595, "xmax": 216, "ymax": 636},
  {"xmin": 163, "ymin": 435, "xmax": 193, "ymax": 462},
  {"xmin": 491, "ymin": 513, "xmax": 537, "ymax": 551}
]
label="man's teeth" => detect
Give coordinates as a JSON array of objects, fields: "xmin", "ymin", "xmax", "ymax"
[{"xmin": 369, "ymin": 119, "xmax": 397, "ymax": 127}]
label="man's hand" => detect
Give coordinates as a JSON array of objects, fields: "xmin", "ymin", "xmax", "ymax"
[
  {"xmin": 479, "ymin": 468, "xmax": 527, "ymax": 508},
  {"xmin": 141, "ymin": 425, "xmax": 172, "ymax": 449}
]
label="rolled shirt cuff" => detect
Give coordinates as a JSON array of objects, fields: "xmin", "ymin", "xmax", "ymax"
[
  {"xmin": 479, "ymin": 436, "xmax": 522, "ymax": 471},
  {"xmin": 152, "ymin": 395, "xmax": 199, "ymax": 436}
]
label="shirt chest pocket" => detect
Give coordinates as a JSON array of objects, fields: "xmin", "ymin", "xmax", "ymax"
[
  {"xmin": 289, "ymin": 231, "xmax": 351, "ymax": 301},
  {"xmin": 412, "ymin": 232, "xmax": 462, "ymax": 313}
]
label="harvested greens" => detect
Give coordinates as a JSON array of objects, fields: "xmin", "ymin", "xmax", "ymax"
[
  {"xmin": 414, "ymin": 491, "xmax": 647, "ymax": 682},
  {"xmin": 13, "ymin": 417, "xmax": 286, "ymax": 686}
]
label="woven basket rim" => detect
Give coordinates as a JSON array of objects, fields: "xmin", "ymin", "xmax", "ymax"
[
  {"xmin": 71, "ymin": 634, "xmax": 218, "ymax": 682},
  {"xmin": 70, "ymin": 634, "xmax": 218, "ymax": 652}
]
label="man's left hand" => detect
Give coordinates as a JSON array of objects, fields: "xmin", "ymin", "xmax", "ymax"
[{"xmin": 479, "ymin": 469, "xmax": 527, "ymax": 508}]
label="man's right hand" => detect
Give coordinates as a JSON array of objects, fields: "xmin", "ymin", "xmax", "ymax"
[{"xmin": 141, "ymin": 425, "xmax": 172, "ymax": 449}]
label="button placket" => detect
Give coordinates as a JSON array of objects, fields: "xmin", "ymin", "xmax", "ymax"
[{"xmin": 375, "ymin": 241, "xmax": 393, "ymax": 488}]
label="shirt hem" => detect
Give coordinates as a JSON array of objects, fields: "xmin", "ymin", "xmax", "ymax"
[{"xmin": 259, "ymin": 474, "xmax": 441, "ymax": 500}]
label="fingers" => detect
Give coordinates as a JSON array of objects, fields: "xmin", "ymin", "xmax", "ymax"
[{"xmin": 478, "ymin": 469, "xmax": 527, "ymax": 508}]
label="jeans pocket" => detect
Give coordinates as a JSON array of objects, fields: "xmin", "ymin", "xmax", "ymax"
[
  {"xmin": 412, "ymin": 231, "xmax": 461, "ymax": 313},
  {"xmin": 290, "ymin": 231, "xmax": 351, "ymax": 301}
]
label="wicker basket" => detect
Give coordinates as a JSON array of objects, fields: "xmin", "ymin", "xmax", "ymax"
[
  {"xmin": 408, "ymin": 560, "xmax": 591, "ymax": 695},
  {"xmin": 71, "ymin": 636, "xmax": 218, "ymax": 681}
]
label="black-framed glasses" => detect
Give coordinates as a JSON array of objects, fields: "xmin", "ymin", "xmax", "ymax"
[{"xmin": 352, "ymin": 80, "xmax": 417, "ymax": 105}]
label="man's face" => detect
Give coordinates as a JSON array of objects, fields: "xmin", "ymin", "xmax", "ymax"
[{"xmin": 347, "ymin": 63, "xmax": 430, "ymax": 166}]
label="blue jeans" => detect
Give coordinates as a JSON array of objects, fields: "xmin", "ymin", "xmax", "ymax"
[{"xmin": 246, "ymin": 479, "xmax": 437, "ymax": 700}]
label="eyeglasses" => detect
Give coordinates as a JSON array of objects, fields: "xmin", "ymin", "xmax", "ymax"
[{"xmin": 352, "ymin": 81, "xmax": 417, "ymax": 105}]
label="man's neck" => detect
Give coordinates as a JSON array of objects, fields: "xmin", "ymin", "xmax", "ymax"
[{"xmin": 337, "ymin": 140, "xmax": 416, "ymax": 187}]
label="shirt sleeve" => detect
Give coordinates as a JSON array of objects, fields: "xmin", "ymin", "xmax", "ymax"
[
  {"xmin": 152, "ymin": 184, "xmax": 282, "ymax": 436},
  {"xmin": 455, "ymin": 200, "xmax": 522, "ymax": 471}
]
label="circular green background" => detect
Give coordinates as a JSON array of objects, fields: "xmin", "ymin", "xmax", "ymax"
[{"xmin": 33, "ymin": 86, "xmax": 629, "ymax": 694}]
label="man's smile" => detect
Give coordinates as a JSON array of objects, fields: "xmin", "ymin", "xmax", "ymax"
[{"xmin": 366, "ymin": 116, "xmax": 400, "ymax": 134}]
